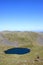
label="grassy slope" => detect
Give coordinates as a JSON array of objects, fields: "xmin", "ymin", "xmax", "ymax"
[
  {"xmin": 3, "ymin": 32, "xmax": 39, "ymax": 46},
  {"xmin": 0, "ymin": 32, "xmax": 43, "ymax": 65}
]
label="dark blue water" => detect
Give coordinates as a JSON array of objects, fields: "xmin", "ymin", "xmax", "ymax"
[{"xmin": 4, "ymin": 48, "xmax": 30, "ymax": 54}]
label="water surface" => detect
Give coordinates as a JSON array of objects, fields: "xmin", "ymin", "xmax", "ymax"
[{"xmin": 4, "ymin": 48, "xmax": 30, "ymax": 54}]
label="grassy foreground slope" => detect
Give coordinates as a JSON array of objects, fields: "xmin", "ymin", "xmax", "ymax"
[{"xmin": 0, "ymin": 31, "xmax": 43, "ymax": 65}]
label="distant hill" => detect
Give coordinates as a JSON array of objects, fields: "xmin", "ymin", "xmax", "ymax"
[{"xmin": 0, "ymin": 31, "xmax": 43, "ymax": 47}]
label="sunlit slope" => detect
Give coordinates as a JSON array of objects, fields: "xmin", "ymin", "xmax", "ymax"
[{"xmin": 2, "ymin": 32, "xmax": 43, "ymax": 47}]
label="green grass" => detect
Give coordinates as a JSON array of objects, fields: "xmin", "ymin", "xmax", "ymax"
[
  {"xmin": 0, "ymin": 32, "xmax": 43, "ymax": 65},
  {"xmin": 0, "ymin": 45, "xmax": 43, "ymax": 65}
]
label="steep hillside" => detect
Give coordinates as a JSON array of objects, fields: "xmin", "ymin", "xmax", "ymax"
[{"xmin": 0, "ymin": 31, "xmax": 43, "ymax": 47}]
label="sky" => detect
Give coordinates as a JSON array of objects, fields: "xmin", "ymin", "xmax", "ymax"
[{"xmin": 0, "ymin": 0, "xmax": 43, "ymax": 31}]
